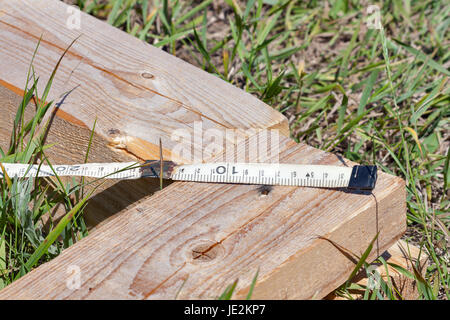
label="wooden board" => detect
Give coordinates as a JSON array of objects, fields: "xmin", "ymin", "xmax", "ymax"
[
  {"xmin": 0, "ymin": 132, "xmax": 405, "ymax": 299},
  {"xmin": 0, "ymin": 0, "xmax": 406, "ymax": 299},
  {"xmin": 0, "ymin": 85, "xmax": 172, "ymax": 228},
  {"xmin": 0, "ymin": 0, "xmax": 289, "ymax": 163}
]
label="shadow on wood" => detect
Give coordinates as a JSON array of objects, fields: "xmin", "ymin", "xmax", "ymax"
[
  {"xmin": 85, "ymin": 178, "xmax": 173, "ymax": 229},
  {"xmin": 0, "ymin": 83, "xmax": 173, "ymax": 229}
]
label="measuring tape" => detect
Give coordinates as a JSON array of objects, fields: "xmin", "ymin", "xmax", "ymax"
[{"xmin": 0, "ymin": 161, "xmax": 377, "ymax": 190}]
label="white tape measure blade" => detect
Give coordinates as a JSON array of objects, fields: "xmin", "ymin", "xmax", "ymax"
[
  {"xmin": 0, "ymin": 162, "xmax": 141, "ymax": 179},
  {"xmin": 0, "ymin": 161, "xmax": 377, "ymax": 190},
  {"xmin": 170, "ymin": 163, "xmax": 352, "ymax": 188}
]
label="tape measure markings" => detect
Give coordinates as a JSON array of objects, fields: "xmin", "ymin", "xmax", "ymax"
[{"xmin": 0, "ymin": 161, "xmax": 377, "ymax": 190}]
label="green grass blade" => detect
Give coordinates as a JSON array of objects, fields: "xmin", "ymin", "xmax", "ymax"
[
  {"xmin": 174, "ymin": 0, "xmax": 212, "ymax": 26},
  {"xmin": 218, "ymin": 279, "xmax": 238, "ymax": 300},
  {"xmin": 345, "ymin": 232, "xmax": 379, "ymax": 286},
  {"xmin": 357, "ymin": 70, "xmax": 379, "ymax": 116},
  {"xmin": 246, "ymin": 268, "xmax": 259, "ymax": 300},
  {"xmin": 393, "ymin": 39, "xmax": 450, "ymax": 76},
  {"xmin": 20, "ymin": 183, "xmax": 100, "ymax": 276}
]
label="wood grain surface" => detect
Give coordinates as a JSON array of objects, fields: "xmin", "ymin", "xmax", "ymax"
[
  {"xmin": 0, "ymin": 85, "xmax": 170, "ymax": 228},
  {"xmin": 0, "ymin": 132, "xmax": 405, "ymax": 299},
  {"xmin": 0, "ymin": 0, "xmax": 406, "ymax": 299},
  {"xmin": 0, "ymin": 0, "xmax": 289, "ymax": 162}
]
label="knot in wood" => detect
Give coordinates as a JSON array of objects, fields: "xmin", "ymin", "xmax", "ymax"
[{"xmin": 190, "ymin": 240, "xmax": 224, "ymax": 264}]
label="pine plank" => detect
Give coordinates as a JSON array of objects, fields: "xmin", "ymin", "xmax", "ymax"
[
  {"xmin": 0, "ymin": 0, "xmax": 289, "ymax": 162},
  {"xmin": 0, "ymin": 133, "xmax": 405, "ymax": 299}
]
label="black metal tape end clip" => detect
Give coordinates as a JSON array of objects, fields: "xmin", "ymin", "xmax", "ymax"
[{"xmin": 348, "ymin": 165, "xmax": 377, "ymax": 191}]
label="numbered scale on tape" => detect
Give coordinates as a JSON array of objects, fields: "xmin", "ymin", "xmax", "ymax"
[
  {"xmin": 0, "ymin": 161, "xmax": 378, "ymax": 191},
  {"xmin": 169, "ymin": 163, "xmax": 377, "ymax": 190}
]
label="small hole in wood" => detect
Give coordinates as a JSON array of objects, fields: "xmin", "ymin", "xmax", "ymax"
[
  {"xmin": 107, "ymin": 128, "xmax": 121, "ymax": 136},
  {"xmin": 141, "ymin": 72, "xmax": 154, "ymax": 79},
  {"xmin": 257, "ymin": 185, "xmax": 272, "ymax": 197}
]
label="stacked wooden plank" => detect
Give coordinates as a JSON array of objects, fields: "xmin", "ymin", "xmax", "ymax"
[{"xmin": 0, "ymin": 0, "xmax": 406, "ymax": 299}]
